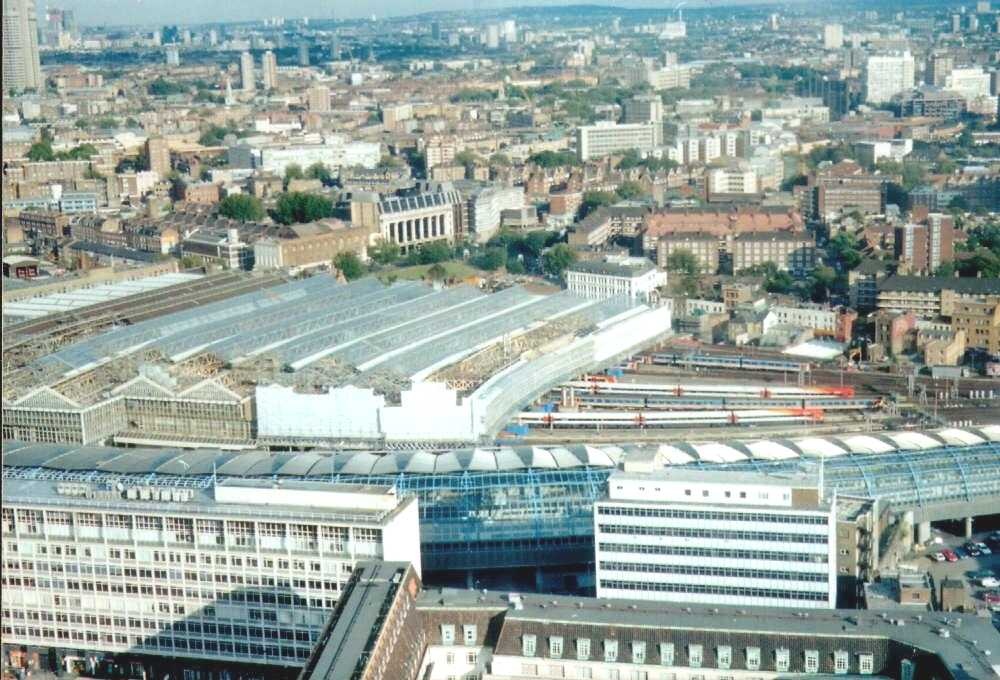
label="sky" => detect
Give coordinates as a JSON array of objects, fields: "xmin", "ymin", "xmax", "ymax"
[{"xmin": 50, "ymin": 0, "xmax": 734, "ymax": 27}]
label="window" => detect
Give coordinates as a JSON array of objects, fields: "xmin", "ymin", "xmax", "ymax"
[
  {"xmin": 576, "ymin": 638, "xmax": 590, "ymax": 660},
  {"xmin": 441, "ymin": 625, "xmax": 455, "ymax": 645},
  {"xmin": 834, "ymin": 650, "xmax": 849, "ymax": 675},
  {"xmin": 805, "ymin": 650, "xmax": 819, "ymax": 674},
  {"xmin": 858, "ymin": 653, "xmax": 874, "ymax": 675},
  {"xmin": 604, "ymin": 639, "xmax": 618, "ymax": 662},
  {"xmin": 575, "ymin": 668, "xmax": 593, "ymax": 680},
  {"xmin": 632, "ymin": 641, "xmax": 646, "ymax": 664},
  {"xmin": 717, "ymin": 645, "xmax": 731, "ymax": 669},
  {"xmin": 446, "ymin": 652, "xmax": 455, "ymax": 665},
  {"xmin": 520, "ymin": 664, "xmax": 538, "ymax": 677},
  {"xmin": 775, "ymin": 648, "xmax": 790, "ymax": 672},
  {"xmin": 746, "ymin": 647, "xmax": 760, "ymax": 670},
  {"xmin": 688, "ymin": 644, "xmax": 702, "ymax": 668},
  {"xmin": 466, "ymin": 651, "xmax": 478, "ymax": 664},
  {"xmin": 659, "ymin": 642, "xmax": 674, "ymax": 665},
  {"xmin": 463, "ymin": 624, "xmax": 477, "ymax": 646},
  {"xmin": 549, "ymin": 636, "xmax": 563, "ymax": 658},
  {"xmin": 523, "ymin": 634, "xmax": 537, "ymax": 657}
]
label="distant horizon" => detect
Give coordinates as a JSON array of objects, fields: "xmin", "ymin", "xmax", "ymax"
[{"xmin": 47, "ymin": 0, "xmax": 865, "ymax": 29}]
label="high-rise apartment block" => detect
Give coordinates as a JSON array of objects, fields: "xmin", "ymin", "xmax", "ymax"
[
  {"xmin": 823, "ymin": 23, "xmax": 843, "ymax": 49},
  {"xmin": 145, "ymin": 137, "xmax": 171, "ymax": 178},
  {"xmin": 895, "ymin": 213, "xmax": 955, "ymax": 274},
  {"xmin": 240, "ymin": 51, "xmax": 255, "ymax": 92},
  {"xmin": 595, "ymin": 468, "xmax": 837, "ymax": 608},
  {"xmin": 261, "ymin": 50, "xmax": 277, "ymax": 90},
  {"xmin": 2, "ymin": 0, "xmax": 42, "ymax": 92},
  {"xmin": 306, "ymin": 85, "xmax": 331, "ymax": 113},
  {"xmin": 864, "ymin": 51, "xmax": 915, "ymax": 103},
  {"xmin": 0, "ymin": 478, "xmax": 420, "ymax": 672}
]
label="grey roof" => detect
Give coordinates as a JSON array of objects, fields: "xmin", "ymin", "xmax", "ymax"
[
  {"xmin": 878, "ymin": 275, "xmax": 1000, "ymax": 295},
  {"xmin": 568, "ymin": 258, "xmax": 658, "ymax": 278}
]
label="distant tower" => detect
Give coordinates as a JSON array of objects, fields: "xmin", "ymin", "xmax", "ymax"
[
  {"xmin": 224, "ymin": 76, "xmax": 234, "ymax": 105},
  {"xmin": 240, "ymin": 51, "xmax": 255, "ymax": 92},
  {"xmin": 262, "ymin": 50, "xmax": 277, "ymax": 90},
  {"xmin": 298, "ymin": 43, "xmax": 310, "ymax": 66},
  {"xmin": 165, "ymin": 45, "xmax": 180, "ymax": 67},
  {"xmin": 2, "ymin": 0, "xmax": 43, "ymax": 92}
]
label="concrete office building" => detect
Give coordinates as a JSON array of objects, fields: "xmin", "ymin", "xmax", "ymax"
[
  {"xmin": 300, "ymin": 562, "xmax": 1000, "ymax": 680},
  {"xmin": 594, "ymin": 468, "xmax": 837, "ymax": 609},
  {"xmin": 927, "ymin": 53, "xmax": 954, "ymax": 87},
  {"xmin": 465, "ymin": 185, "xmax": 525, "ymax": 243},
  {"xmin": 240, "ymin": 51, "xmax": 255, "ymax": 92},
  {"xmin": 823, "ymin": 23, "xmax": 843, "ymax": 49},
  {"xmin": 731, "ymin": 231, "xmax": 817, "ymax": 276},
  {"xmin": 164, "ymin": 46, "xmax": 180, "ymax": 67},
  {"xmin": 576, "ymin": 122, "xmax": 662, "ymax": 161},
  {"xmin": 623, "ymin": 94, "xmax": 664, "ymax": 125},
  {"xmin": 261, "ymin": 50, "xmax": 277, "ymax": 90},
  {"xmin": 229, "ymin": 135, "xmax": 379, "ymax": 175},
  {"xmin": 0, "ymin": 478, "xmax": 420, "ymax": 676},
  {"xmin": 2, "ymin": 0, "xmax": 42, "ymax": 92},
  {"xmin": 864, "ymin": 51, "xmax": 915, "ymax": 103}
]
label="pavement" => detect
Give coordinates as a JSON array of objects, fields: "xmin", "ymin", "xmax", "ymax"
[{"xmin": 908, "ymin": 527, "xmax": 1000, "ymax": 610}]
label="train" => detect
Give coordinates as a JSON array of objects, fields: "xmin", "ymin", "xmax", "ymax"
[
  {"xmin": 570, "ymin": 393, "xmax": 880, "ymax": 411},
  {"xmin": 569, "ymin": 380, "xmax": 855, "ymax": 399},
  {"xmin": 516, "ymin": 408, "xmax": 825, "ymax": 429},
  {"xmin": 648, "ymin": 352, "xmax": 811, "ymax": 373}
]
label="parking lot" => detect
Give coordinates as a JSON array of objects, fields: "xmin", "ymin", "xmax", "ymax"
[{"xmin": 911, "ymin": 528, "xmax": 1000, "ymax": 611}]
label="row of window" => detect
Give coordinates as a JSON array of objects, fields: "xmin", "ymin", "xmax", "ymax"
[
  {"xmin": 598, "ymin": 560, "xmax": 829, "ymax": 583},
  {"xmin": 597, "ymin": 523, "xmax": 828, "ymax": 545},
  {"xmin": 520, "ymin": 636, "xmax": 872, "ymax": 674},
  {"xmin": 597, "ymin": 505, "xmax": 828, "ymax": 526},
  {"xmin": 599, "ymin": 579, "xmax": 830, "ymax": 602},
  {"xmin": 598, "ymin": 542, "xmax": 828, "ymax": 564}
]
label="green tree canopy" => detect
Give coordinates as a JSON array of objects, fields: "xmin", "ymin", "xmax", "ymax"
[
  {"xmin": 416, "ymin": 240, "xmax": 453, "ymax": 264},
  {"xmin": 616, "ymin": 180, "xmax": 645, "ymax": 201},
  {"xmin": 427, "ymin": 263, "xmax": 448, "ymax": 280},
  {"xmin": 582, "ymin": 190, "xmax": 617, "ymax": 215},
  {"xmin": 369, "ymin": 240, "xmax": 401, "ymax": 265},
  {"xmin": 284, "ymin": 163, "xmax": 305, "ymax": 182},
  {"xmin": 272, "ymin": 192, "xmax": 333, "ymax": 224},
  {"xmin": 473, "ymin": 247, "xmax": 508, "ymax": 271},
  {"xmin": 148, "ymin": 77, "xmax": 188, "ymax": 96},
  {"xmin": 305, "ymin": 162, "xmax": 332, "ymax": 184},
  {"xmin": 218, "ymin": 194, "xmax": 265, "ymax": 223},
  {"xmin": 542, "ymin": 243, "xmax": 577, "ymax": 278},
  {"xmin": 333, "ymin": 252, "xmax": 365, "ymax": 280},
  {"xmin": 27, "ymin": 141, "xmax": 55, "ymax": 162},
  {"xmin": 665, "ymin": 249, "xmax": 700, "ymax": 296},
  {"xmin": 528, "ymin": 150, "xmax": 579, "ymax": 168}
]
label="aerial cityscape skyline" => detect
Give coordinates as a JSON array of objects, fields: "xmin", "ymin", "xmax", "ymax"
[{"xmin": 2, "ymin": 0, "xmax": 999, "ymax": 677}]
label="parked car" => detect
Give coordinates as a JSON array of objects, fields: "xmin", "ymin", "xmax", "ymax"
[
  {"xmin": 942, "ymin": 549, "xmax": 959, "ymax": 562},
  {"xmin": 963, "ymin": 543, "xmax": 981, "ymax": 557},
  {"xmin": 975, "ymin": 542, "xmax": 991, "ymax": 555},
  {"xmin": 930, "ymin": 552, "xmax": 946, "ymax": 562},
  {"xmin": 980, "ymin": 577, "xmax": 999, "ymax": 588},
  {"xmin": 955, "ymin": 547, "xmax": 970, "ymax": 559}
]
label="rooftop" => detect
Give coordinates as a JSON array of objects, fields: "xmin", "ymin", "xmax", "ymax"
[{"xmin": 879, "ymin": 275, "xmax": 1000, "ymax": 296}]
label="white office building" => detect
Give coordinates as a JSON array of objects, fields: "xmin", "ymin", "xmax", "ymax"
[
  {"xmin": 623, "ymin": 94, "xmax": 664, "ymax": 125},
  {"xmin": 565, "ymin": 257, "xmax": 666, "ymax": 302},
  {"xmin": 229, "ymin": 135, "xmax": 380, "ymax": 175},
  {"xmin": 0, "ymin": 477, "xmax": 420, "ymax": 669},
  {"xmin": 864, "ymin": 51, "xmax": 915, "ymax": 103},
  {"xmin": 707, "ymin": 167, "xmax": 759, "ymax": 195},
  {"xmin": 261, "ymin": 50, "xmax": 277, "ymax": 90},
  {"xmin": 576, "ymin": 122, "xmax": 662, "ymax": 161},
  {"xmin": 466, "ymin": 185, "xmax": 525, "ymax": 243},
  {"xmin": 823, "ymin": 23, "xmax": 843, "ymax": 49},
  {"xmin": 595, "ymin": 468, "xmax": 837, "ymax": 609}
]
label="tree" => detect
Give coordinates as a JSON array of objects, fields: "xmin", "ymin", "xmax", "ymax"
[
  {"xmin": 284, "ymin": 163, "xmax": 304, "ymax": 184},
  {"xmin": 272, "ymin": 192, "xmax": 333, "ymax": 224},
  {"xmin": 27, "ymin": 141, "xmax": 55, "ymax": 162},
  {"xmin": 542, "ymin": 243, "xmax": 577, "ymax": 278},
  {"xmin": 582, "ymin": 191, "xmax": 617, "ymax": 215},
  {"xmin": 528, "ymin": 150, "xmax": 579, "ymax": 168},
  {"xmin": 148, "ymin": 77, "xmax": 188, "ymax": 96},
  {"xmin": 454, "ymin": 150, "xmax": 480, "ymax": 170},
  {"xmin": 473, "ymin": 247, "xmax": 507, "ymax": 271},
  {"xmin": 616, "ymin": 180, "xmax": 645, "ymax": 201},
  {"xmin": 828, "ymin": 231, "xmax": 862, "ymax": 270},
  {"xmin": 427, "ymin": 263, "xmax": 448, "ymax": 281},
  {"xmin": 809, "ymin": 266, "xmax": 837, "ymax": 302},
  {"xmin": 218, "ymin": 194, "xmax": 265, "ymax": 222},
  {"xmin": 369, "ymin": 240, "xmax": 401, "ymax": 265},
  {"xmin": 489, "ymin": 153, "xmax": 511, "ymax": 166},
  {"xmin": 333, "ymin": 252, "xmax": 365, "ymax": 280},
  {"xmin": 665, "ymin": 249, "xmax": 701, "ymax": 296},
  {"xmin": 305, "ymin": 162, "xmax": 332, "ymax": 184},
  {"xmin": 506, "ymin": 259, "xmax": 526, "ymax": 274},
  {"xmin": 417, "ymin": 240, "xmax": 453, "ymax": 264}
]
